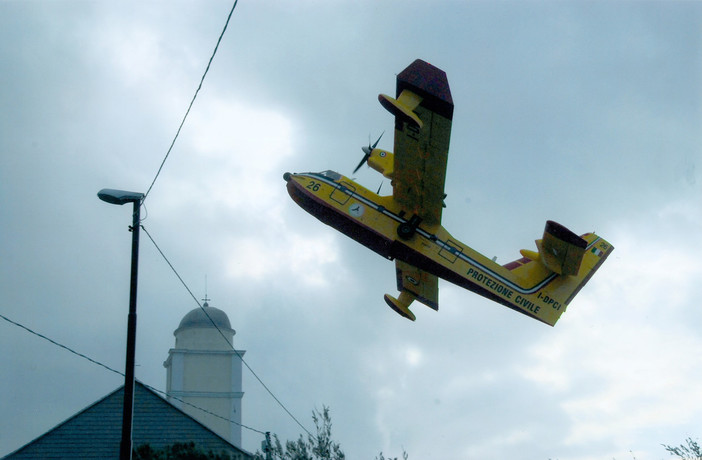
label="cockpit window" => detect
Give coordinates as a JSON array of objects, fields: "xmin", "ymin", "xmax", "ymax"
[{"xmin": 319, "ymin": 170, "xmax": 341, "ymax": 180}]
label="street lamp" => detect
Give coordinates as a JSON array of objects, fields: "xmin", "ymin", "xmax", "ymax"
[{"xmin": 98, "ymin": 188, "xmax": 145, "ymax": 460}]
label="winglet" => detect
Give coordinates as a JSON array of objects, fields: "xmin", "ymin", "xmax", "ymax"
[{"xmin": 384, "ymin": 291, "xmax": 417, "ymax": 321}]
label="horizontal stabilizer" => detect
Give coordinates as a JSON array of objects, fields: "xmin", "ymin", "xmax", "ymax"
[{"xmin": 519, "ymin": 248, "xmax": 540, "ymax": 262}]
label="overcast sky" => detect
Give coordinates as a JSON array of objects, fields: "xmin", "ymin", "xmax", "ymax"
[{"xmin": 1, "ymin": 1, "xmax": 701, "ymax": 459}]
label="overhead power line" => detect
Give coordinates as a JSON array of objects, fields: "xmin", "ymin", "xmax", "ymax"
[
  {"xmin": 148, "ymin": 384, "xmax": 266, "ymax": 435},
  {"xmin": 0, "ymin": 311, "xmax": 265, "ymax": 435},
  {"xmin": 0, "ymin": 312, "xmax": 123, "ymax": 378},
  {"xmin": 141, "ymin": 225, "xmax": 313, "ymax": 437},
  {"xmin": 4, "ymin": 0, "xmax": 309, "ymax": 444},
  {"xmin": 144, "ymin": 0, "xmax": 240, "ymax": 200}
]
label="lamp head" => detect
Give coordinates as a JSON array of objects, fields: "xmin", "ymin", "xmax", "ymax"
[{"xmin": 98, "ymin": 189, "xmax": 144, "ymax": 205}]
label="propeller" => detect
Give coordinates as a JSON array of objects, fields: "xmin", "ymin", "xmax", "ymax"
[{"xmin": 353, "ymin": 131, "xmax": 384, "ymax": 174}]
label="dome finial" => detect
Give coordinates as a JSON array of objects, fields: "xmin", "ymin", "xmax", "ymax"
[{"xmin": 202, "ymin": 274, "xmax": 210, "ymax": 307}]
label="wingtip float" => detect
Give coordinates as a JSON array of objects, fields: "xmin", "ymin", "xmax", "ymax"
[{"xmin": 284, "ymin": 59, "xmax": 613, "ymax": 326}]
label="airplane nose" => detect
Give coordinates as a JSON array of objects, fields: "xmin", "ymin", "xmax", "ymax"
[{"xmin": 283, "ymin": 172, "xmax": 292, "ymax": 182}]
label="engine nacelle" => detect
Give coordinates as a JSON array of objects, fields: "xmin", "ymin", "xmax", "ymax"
[{"xmin": 368, "ymin": 149, "xmax": 394, "ymax": 179}]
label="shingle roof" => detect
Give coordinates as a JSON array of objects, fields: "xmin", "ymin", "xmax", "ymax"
[{"xmin": 3, "ymin": 381, "xmax": 253, "ymax": 459}]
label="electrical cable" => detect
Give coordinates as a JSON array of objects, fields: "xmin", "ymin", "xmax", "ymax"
[
  {"xmin": 3, "ymin": 0, "xmax": 309, "ymax": 445},
  {"xmin": 125, "ymin": 0, "xmax": 312, "ymax": 440},
  {"xmin": 141, "ymin": 225, "xmax": 313, "ymax": 437},
  {"xmin": 144, "ymin": 0, "xmax": 239, "ymax": 200},
  {"xmin": 145, "ymin": 383, "xmax": 266, "ymax": 435},
  {"xmin": 0, "ymin": 312, "xmax": 123, "ymax": 378},
  {"xmin": 0, "ymin": 312, "xmax": 266, "ymax": 435}
]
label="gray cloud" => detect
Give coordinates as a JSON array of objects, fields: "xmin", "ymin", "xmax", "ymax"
[{"xmin": 1, "ymin": 2, "xmax": 701, "ymax": 459}]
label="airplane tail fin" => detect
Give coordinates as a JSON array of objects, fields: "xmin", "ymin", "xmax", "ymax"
[
  {"xmin": 520, "ymin": 221, "xmax": 587, "ymax": 275},
  {"xmin": 505, "ymin": 221, "xmax": 613, "ymax": 325}
]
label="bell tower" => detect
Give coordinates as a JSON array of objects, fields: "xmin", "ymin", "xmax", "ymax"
[{"xmin": 164, "ymin": 301, "xmax": 245, "ymax": 446}]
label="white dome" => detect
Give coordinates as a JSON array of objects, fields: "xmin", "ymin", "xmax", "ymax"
[{"xmin": 175, "ymin": 303, "xmax": 234, "ymax": 335}]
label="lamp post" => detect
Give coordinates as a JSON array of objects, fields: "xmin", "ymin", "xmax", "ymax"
[{"xmin": 98, "ymin": 188, "xmax": 145, "ymax": 460}]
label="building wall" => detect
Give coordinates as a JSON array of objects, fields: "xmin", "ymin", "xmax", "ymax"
[
  {"xmin": 176, "ymin": 327, "xmax": 233, "ymax": 351},
  {"xmin": 164, "ymin": 326, "xmax": 245, "ymax": 447}
]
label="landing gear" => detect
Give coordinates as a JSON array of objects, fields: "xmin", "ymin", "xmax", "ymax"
[{"xmin": 397, "ymin": 214, "xmax": 422, "ymax": 239}]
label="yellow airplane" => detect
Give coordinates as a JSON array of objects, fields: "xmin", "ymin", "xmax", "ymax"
[{"xmin": 284, "ymin": 59, "xmax": 613, "ymax": 325}]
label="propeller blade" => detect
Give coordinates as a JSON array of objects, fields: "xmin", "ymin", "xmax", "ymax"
[
  {"xmin": 371, "ymin": 131, "xmax": 384, "ymax": 150},
  {"xmin": 353, "ymin": 152, "xmax": 370, "ymax": 174},
  {"xmin": 354, "ymin": 132, "xmax": 384, "ymax": 174}
]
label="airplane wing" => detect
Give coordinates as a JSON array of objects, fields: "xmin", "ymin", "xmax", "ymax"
[
  {"xmin": 395, "ymin": 259, "xmax": 439, "ymax": 311},
  {"xmin": 380, "ymin": 59, "xmax": 454, "ymax": 227}
]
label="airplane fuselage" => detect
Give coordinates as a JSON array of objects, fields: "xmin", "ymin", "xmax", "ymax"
[
  {"xmin": 283, "ymin": 60, "xmax": 613, "ymax": 325},
  {"xmin": 284, "ymin": 170, "xmax": 609, "ymax": 324}
]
